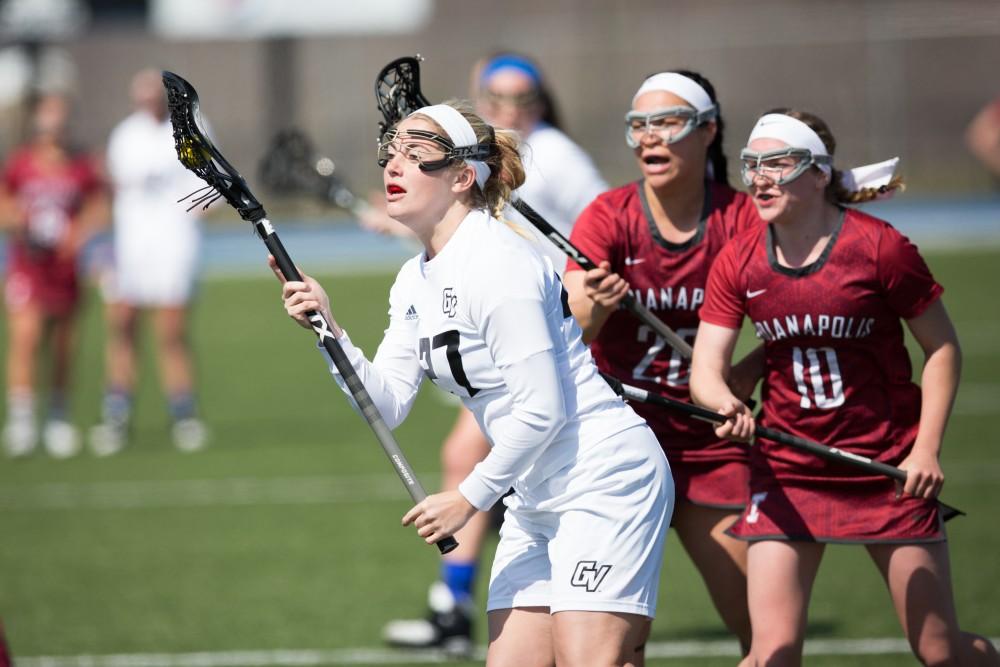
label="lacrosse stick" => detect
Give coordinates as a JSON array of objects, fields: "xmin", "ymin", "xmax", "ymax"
[
  {"xmin": 162, "ymin": 70, "xmax": 457, "ymax": 554},
  {"xmin": 258, "ymin": 129, "xmax": 372, "ymax": 216},
  {"xmin": 373, "ymin": 56, "xmax": 693, "ymax": 358},
  {"xmin": 600, "ymin": 373, "xmax": 964, "ymax": 521}
]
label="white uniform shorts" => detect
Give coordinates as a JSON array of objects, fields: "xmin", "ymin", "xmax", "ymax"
[
  {"xmin": 104, "ymin": 221, "xmax": 200, "ymax": 307},
  {"xmin": 487, "ymin": 424, "xmax": 673, "ymax": 618}
]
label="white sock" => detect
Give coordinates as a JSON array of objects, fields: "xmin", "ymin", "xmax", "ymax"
[{"xmin": 7, "ymin": 389, "xmax": 34, "ymax": 423}]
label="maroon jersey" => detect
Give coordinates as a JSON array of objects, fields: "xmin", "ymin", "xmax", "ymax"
[
  {"xmin": 2, "ymin": 147, "xmax": 101, "ymax": 313},
  {"xmin": 701, "ymin": 208, "xmax": 943, "ymax": 484},
  {"xmin": 568, "ymin": 180, "xmax": 759, "ymax": 463}
]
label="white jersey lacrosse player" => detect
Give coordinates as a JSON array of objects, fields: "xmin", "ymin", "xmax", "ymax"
[
  {"xmin": 105, "ymin": 104, "xmax": 205, "ymax": 306},
  {"xmin": 324, "ymin": 207, "xmax": 674, "ymax": 618}
]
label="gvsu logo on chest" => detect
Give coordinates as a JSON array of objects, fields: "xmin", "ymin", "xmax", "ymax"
[
  {"xmin": 570, "ymin": 561, "xmax": 612, "ymax": 592},
  {"xmin": 442, "ymin": 287, "xmax": 458, "ymax": 317}
]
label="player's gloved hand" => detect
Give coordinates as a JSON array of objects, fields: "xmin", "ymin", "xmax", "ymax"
[
  {"xmin": 715, "ymin": 399, "xmax": 754, "ymax": 443},
  {"xmin": 269, "ymin": 255, "xmax": 339, "ymax": 334},
  {"xmin": 402, "ymin": 490, "xmax": 477, "ymax": 546},
  {"xmin": 896, "ymin": 449, "xmax": 944, "ymax": 499},
  {"xmin": 583, "ymin": 260, "xmax": 630, "ymax": 308}
]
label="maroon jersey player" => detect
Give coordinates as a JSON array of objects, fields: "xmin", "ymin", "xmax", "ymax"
[
  {"xmin": 691, "ymin": 109, "xmax": 998, "ymax": 666},
  {"xmin": 1, "ymin": 94, "xmax": 107, "ymax": 459},
  {"xmin": 565, "ymin": 70, "xmax": 762, "ymax": 655}
]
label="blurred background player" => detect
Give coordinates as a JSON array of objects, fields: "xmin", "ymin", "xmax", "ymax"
[
  {"xmin": 564, "ymin": 70, "xmax": 761, "ymax": 653},
  {"xmin": 379, "ymin": 52, "xmax": 608, "ymax": 653},
  {"xmin": 90, "ymin": 68, "xmax": 209, "ymax": 456},
  {"xmin": 966, "ymin": 95, "xmax": 1000, "ymax": 181},
  {"xmin": 691, "ymin": 109, "xmax": 1000, "ymax": 666},
  {"xmin": 0, "ymin": 92, "xmax": 107, "ymax": 458}
]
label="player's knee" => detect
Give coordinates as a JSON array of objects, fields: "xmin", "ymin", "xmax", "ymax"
[
  {"xmin": 441, "ymin": 433, "xmax": 486, "ymax": 476},
  {"xmin": 554, "ymin": 643, "xmax": 627, "ymax": 667},
  {"xmin": 441, "ymin": 447, "xmax": 476, "ymax": 475}
]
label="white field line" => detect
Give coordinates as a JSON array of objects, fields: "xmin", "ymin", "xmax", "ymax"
[
  {"xmin": 16, "ymin": 637, "xmax": 1000, "ymax": 666},
  {"xmin": 0, "ymin": 474, "xmax": 428, "ymax": 512},
  {"xmin": 5, "ymin": 454, "xmax": 1000, "ymax": 513}
]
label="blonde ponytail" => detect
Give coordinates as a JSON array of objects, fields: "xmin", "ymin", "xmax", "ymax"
[
  {"xmin": 416, "ymin": 99, "xmax": 526, "ymax": 218},
  {"xmin": 829, "ymin": 171, "xmax": 905, "ymax": 204}
]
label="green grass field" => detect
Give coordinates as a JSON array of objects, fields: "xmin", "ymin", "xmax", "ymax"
[{"xmin": 1, "ymin": 248, "xmax": 998, "ymax": 666}]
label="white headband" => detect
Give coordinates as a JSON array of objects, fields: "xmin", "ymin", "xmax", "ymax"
[
  {"xmin": 632, "ymin": 73, "xmax": 714, "ymax": 113},
  {"xmin": 747, "ymin": 113, "xmax": 900, "ymax": 192},
  {"xmin": 409, "ymin": 104, "xmax": 491, "ymax": 189},
  {"xmin": 748, "ymin": 113, "xmax": 830, "ymax": 174}
]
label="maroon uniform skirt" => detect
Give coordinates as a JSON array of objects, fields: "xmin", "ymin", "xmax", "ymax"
[
  {"xmin": 726, "ymin": 474, "xmax": 944, "ymax": 543},
  {"xmin": 4, "ymin": 248, "xmax": 80, "ymax": 316},
  {"xmin": 670, "ymin": 458, "xmax": 749, "ymax": 511}
]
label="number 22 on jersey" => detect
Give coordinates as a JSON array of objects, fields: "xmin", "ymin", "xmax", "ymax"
[{"xmin": 632, "ymin": 326, "xmax": 697, "ymax": 387}]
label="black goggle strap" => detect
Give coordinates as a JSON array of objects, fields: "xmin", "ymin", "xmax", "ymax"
[
  {"xmin": 379, "ymin": 128, "xmax": 496, "ymax": 174},
  {"xmin": 420, "ymin": 142, "xmax": 496, "ymax": 174}
]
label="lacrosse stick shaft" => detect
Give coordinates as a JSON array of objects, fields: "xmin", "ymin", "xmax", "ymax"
[
  {"xmin": 511, "ymin": 199, "xmax": 694, "ymax": 359},
  {"xmin": 601, "ymin": 373, "xmax": 964, "ymax": 520},
  {"xmin": 255, "ymin": 217, "xmax": 459, "ymax": 554}
]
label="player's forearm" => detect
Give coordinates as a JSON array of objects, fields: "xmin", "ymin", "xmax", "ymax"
[
  {"xmin": 728, "ymin": 344, "xmax": 765, "ymax": 402},
  {"xmin": 458, "ymin": 350, "xmax": 567, "ymax": 510},
  {"xmin": 319, "ymin": 331, "xmax": 420, "ymax": 429},
  {"xmin": 690, "ymin": 322, "xmax": 742, "ymax": 411},
  {"xmin": 690, "ymin": 364, "xmax": 737, "ymax": 412},
  {"xmin": 913, "ymin": 340, "xmax": 961, "ymax": 458}
]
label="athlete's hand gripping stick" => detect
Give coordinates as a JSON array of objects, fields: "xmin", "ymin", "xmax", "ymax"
[{"xmin": 601, "ymin": 372, "xmax": 964, "ymax": 521}]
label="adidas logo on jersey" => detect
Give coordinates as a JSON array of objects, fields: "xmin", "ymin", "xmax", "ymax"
[{"xmin": 405, "ymin": 305, "xmax": 419, "ymax": 320}]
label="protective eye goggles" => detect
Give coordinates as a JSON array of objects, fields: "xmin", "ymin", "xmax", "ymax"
[
  {"xmin": 480, "ymin": 88, "xmax": 540, "ymax": 109},
  {"xmin": 377, "ymin": 128, "xmax": 495, "ymax": 172},
  {"xmin": 624, "ymin": 105, "xmax": 717, "ymax": 148},
  {"xmin": 739, "ymin": 147, "xmax": 833, "ymax": 186}
]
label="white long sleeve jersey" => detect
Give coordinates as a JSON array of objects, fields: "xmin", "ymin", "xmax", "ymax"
[
  {"xmin": 508, "ymin": 124, "xmax": 608, "ymax": 275},
  {"xmin": 324, "ymin": 210, "xmax": 645, "ymax": 511}
]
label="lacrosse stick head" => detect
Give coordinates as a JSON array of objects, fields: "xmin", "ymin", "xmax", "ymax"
[
  {"xmin": 258, "ymin": 129, "xmax": 359, "ymax": 211},
  {"xmin": 162, "ymin": 70, "xmax": 266, "ymax": 222},
  {"xmin": 259, "ymin": 129, "xmax": 326, "ymax": 195},
  {"xmin": 375, "ymin": 55, "xmax": 431, "ymax": 140}
]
